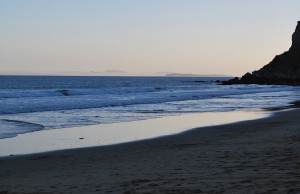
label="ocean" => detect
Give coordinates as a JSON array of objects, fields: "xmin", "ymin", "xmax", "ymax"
[{"xmin": 1, "ymin": 75, "xmax": 300, "ymax": 139}]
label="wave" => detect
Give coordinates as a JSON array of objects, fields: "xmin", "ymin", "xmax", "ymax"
[
  {"xmin": 0, "ymin": 119, "xmax": 44, "ymax": 138},
  {"xmin": 0, "ymin": 85, "xmax": 299, "ymax": 115},
  {"xmin": 0, "ymin": 87, "xmax": 158, "ymax": 99}
]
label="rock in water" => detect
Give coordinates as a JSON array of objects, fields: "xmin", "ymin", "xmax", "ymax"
[{"xmin": 224, "ymin": 21, "xmax": 300, "ymax": 85}]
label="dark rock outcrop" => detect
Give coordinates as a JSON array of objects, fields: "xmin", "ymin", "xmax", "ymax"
[{"xmin": 223, "ymin": 21, "xmax": 300, "ymax": 85}]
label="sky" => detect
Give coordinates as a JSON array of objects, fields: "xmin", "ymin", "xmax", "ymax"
[{"xmin": 0, "ymin": 0, "xmax": 300, "ymax": 76}]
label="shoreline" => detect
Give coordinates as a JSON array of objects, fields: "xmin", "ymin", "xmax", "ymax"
[
  {"xmin": 1, "ymin": 107, "xmax": 300, "ymax": 193},
  {"xmin": 0, "ymin": 109, "xmax": 269, "ymax": 157}
]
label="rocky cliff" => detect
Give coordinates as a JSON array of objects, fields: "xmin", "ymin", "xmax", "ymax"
[{"xmin": 224, "ymin": 21, "xmax": 300, "ymax": 85}]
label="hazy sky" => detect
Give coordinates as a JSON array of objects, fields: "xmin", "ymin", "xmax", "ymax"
[{"xmin": 1, "ymin": 0, "xmax": 299, "ymax": 76}]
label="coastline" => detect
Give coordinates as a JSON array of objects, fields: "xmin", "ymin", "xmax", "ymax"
[
  {"xmin": 0, "ymin": 110, "xmax": 268, "ymax": 157},
  {"xmin": 1, "ymin": 107, "xmax": 300, "ymax": 193}
]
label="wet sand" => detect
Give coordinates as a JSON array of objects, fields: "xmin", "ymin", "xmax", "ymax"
[
  {"xmin": 1, "ymin": 108, "xmax": 300, "ymax": 193},
  {"xmin": 0, "ymin": 111, "xmax": 267, "ymax": 157}
]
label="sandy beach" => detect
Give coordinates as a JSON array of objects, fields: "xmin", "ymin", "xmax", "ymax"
[
  {"xmin": 2, "ymin": 1, "xmax": 300, "ymax": 194},
  {"xmin": 1, "ymin": 108, "xmax": 300, "ymax": 194},
  {"xmin": 0, "ymin": 111, "xmax": 267, "ymax": 157}
]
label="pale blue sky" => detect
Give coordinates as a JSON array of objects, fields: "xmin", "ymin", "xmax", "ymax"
[{"xmin": 0, "ymin": 0, "xmax": 299, "ymax": 76}]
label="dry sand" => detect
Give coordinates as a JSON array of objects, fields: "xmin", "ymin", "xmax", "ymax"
[{"xmin": 1, "ymin": 108, "xmax": 300, "ymax": 194}]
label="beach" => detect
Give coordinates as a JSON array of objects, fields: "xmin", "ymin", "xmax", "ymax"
[
  {"xmin": 1, "ymin": 108, "xmax": 300, "ymax": 193},
  {"xmin": 0, "ymin": 111, "xmax": 267, "ymax": 156},
  {"xmin": 2, "ymin": 1, "xmax": 300, "ymax": 193}
]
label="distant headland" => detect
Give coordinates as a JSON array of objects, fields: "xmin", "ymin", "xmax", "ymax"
[
  {"xmin": 223, "ymin": 21, "xmax": 300, "ymax": 85},
  {"xmin": 165, "ymin": 73, "xmax": 231, "ymax": 77}
]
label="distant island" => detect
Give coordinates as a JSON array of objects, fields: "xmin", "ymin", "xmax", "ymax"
[
  {"xmin": 224, "ymin": 21, "xmax": 300, "ymax": 85},
  {"xmin": 165, "ymin": 73, "xmax": 232, "ymax": 77}
]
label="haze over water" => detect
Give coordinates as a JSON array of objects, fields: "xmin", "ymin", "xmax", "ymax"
[{"xmin": 1, "ymin": 1, "xmax": 300, "ymax": 76}]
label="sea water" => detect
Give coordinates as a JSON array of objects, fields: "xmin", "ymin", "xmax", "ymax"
[{"xmin": 1, "ymin": 76, "xmax": 300, "ymax": 139}]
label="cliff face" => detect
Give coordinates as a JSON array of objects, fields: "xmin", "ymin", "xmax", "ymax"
[{"xmin": 224, "ymin": 21, "xmax": 300, "ymax": 85}]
